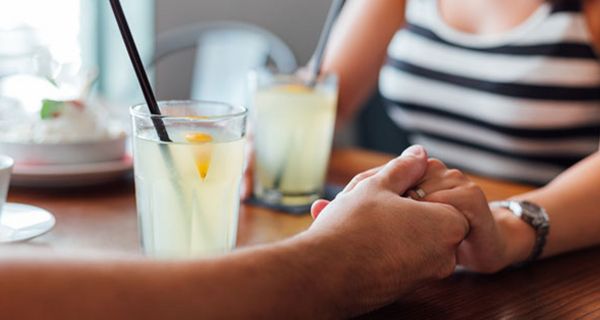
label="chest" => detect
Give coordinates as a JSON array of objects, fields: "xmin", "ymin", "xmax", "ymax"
[{"xmin": 439, "ymin": 0, "xmax": 550, "ymax": 35}]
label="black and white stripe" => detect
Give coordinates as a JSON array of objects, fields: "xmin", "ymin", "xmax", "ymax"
[
  {"xmin": 379, "ymin": 0, "xmax": 600, "ymax": 185},
  {"xmin": 404, "ymin": 23, "xmax": 598, "ymax": 59}
]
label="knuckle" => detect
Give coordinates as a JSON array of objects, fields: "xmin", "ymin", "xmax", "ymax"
[
  {"xmin": 445, "ymin": 169, "xmax": 465, "ymax": 180},
  {"xmin": 449, "ymin": 215, "xmax": 469, "ymax": 243},
  {"xmin": 369, "ymin": 174, "xmax": 388, "ymax": 188},
  {"xmin": 427, "ymin": 158, "xmax": 447, "ymax": 171},
  {"xmin": 464, "ymin": 182, "xmax": 483, "ymax": 195},
  {"xmin": 345, "ymin": 179, "xmax": 358, "ymax": 190},
  {"xmin": 355, "ymin": 172, "xmax": 371, "ymax": 180}
]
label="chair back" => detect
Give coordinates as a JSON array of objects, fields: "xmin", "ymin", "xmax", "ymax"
[{"xmin": 154, "ymin": 22, "xmax": 297, "ymax": 107}]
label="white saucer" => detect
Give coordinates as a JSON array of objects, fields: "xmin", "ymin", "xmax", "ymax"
[
  {"xmin": 0, "ymin": 203, "xmax": 56, "ymax": 243},
  {"xmin": 11, "ymin": 156, "xmax": 133, "ymax": 187}
]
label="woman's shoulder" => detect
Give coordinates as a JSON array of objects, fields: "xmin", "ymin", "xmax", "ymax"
[{"xmin": 584, "ymin": 0, "xmax": 600, "ymax": 52}]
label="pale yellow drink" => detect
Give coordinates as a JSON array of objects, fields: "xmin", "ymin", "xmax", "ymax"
[
  {"xmin": 131, "ymin": 101, "xmax": 247, "ymax": 259},
  {"xmin": 253, "ymin": 74, "xmax": 338, "ymax": 207}
]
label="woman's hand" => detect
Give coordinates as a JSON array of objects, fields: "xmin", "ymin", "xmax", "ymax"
[{"xmin": 413, "ymin": 159, "xmax": 533, "ymax": 273}]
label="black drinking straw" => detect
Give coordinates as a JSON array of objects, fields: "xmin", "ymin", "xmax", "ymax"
[
  {"xmin": 109, "ymin": 0, "xmax": 171, "ymax": 142},
  {"xmin": 306, "ymin": 0, "xmax": 346, "ymax": 87}
]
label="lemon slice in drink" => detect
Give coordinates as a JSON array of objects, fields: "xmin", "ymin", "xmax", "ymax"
[
  {"xmin": 279, "ymin": 84, "xmax": 312, "ymax": 94},
  {"xmin": 185, "ymin": 132, "xmax": 213, "ymax": 143},
  {"xmin": 185, "ymin": 132, "xmax": 213, "ymax": 180},
  {"xmin": 186, "ymin": 115, "xmax": 210, "ymax": 120}
]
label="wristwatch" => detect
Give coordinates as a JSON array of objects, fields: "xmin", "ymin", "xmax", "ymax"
[{"xmin": 489, "ymin": 200, "xmax": 550, "ymax": 264}]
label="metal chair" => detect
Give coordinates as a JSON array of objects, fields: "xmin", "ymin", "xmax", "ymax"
[{"xmin": 152, "ymin": 21, "xmax": 298, "ymax": 107}]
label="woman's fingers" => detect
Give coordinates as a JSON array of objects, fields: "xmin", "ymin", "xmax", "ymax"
[
  {"xmin": 409, "ymin": 168, "xmax": 469, "ymax": 200},
  {"xmin": 403, "ymin": 158, "xmax": 468, "ymax": 200},
  {"xmin": 422, "ymin": 182, "xmax": 486, "ymax": 227}
]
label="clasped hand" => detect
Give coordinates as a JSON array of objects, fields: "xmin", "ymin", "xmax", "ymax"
[{"xmin": 307, "ymin": 145, "xmax": 515, "ymax": 301}]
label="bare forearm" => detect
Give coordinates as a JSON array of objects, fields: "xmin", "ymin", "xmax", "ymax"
[
  {"xmin": 522, "ymin": 152, "xmax": 600, "ymax": 257},
  {"xmin": 498, "ymin": 152, "xmax": 600, "ymax": 264},
  {"xmin": 322, "ymin": 0, "xmax": 406, "ymax": 126},
  {"xmin": 0, "ymin": 237, "xmax": 349, "ymax": 320}
]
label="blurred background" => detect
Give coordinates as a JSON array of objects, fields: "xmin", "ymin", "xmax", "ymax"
[{"xmin": 0, "ymin": 0, "xmax": 407, "ymax": 153}]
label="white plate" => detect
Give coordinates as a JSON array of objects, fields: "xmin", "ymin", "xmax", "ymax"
[
  {"xmin": 11, "ymin": 156, "xmax": 133, "ymax": 187},
  {"xmin": 0, "ymin": 203, "xmax": 55, "ymax": 243},
  {"xmin": 0, "ymin": 135, "xmax": 127, "ymax": 165}
]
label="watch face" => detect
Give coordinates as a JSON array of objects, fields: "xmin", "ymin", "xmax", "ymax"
[
  {"xmin": 520, "ymin": 201, "xmax": 549, "ymax": 228},
  {"xmin": 513, "ymin": 201, "xmax": 549, "ymax": 263},
  {"xmin": 521, "ymin": 201, "xmax": 541, "ymax": 214}
]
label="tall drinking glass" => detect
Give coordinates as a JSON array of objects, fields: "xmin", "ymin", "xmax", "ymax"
[
  {"xmin": 251, "ymin": 70, "xmax": 338, "ymax": 208},
  {"xmin": 131, "ymin": 101, "xmax": 247, "ymax": 258}
]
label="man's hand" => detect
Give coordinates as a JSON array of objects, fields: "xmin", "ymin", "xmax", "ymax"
[{"xmin": 303, "ymin": 146, "xmax": 470, "ymax": 314}]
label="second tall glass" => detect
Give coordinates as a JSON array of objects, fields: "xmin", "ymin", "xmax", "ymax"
[{"xmin": 251, "ymin": 70, "xmax": 338, "ymax": 209}]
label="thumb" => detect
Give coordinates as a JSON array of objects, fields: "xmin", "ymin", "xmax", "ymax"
[{"xmin": 373, "ymin": 145, "xmax": 428, "ymax": 195}]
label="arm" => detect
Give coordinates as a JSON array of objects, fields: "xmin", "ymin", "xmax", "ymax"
[
  {"xmin": 503, "ymin": 0, "xmax": 600, "ymax": 264},
  {"xmin": 503, "ymin": 151, "xmax": 600, "ymax": 263},
  {"xmin": 0, "ymin": 147, "xmax": 468, "ymax": 319},
  {"xmin": 0, "ymin": 240, "xmax": 346, "ymax": 320},
  {"xmin": 321, "ymin": 0, "xmax": 406, "ymax": 127}
]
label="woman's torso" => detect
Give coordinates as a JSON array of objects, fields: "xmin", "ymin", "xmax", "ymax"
[{"xmin": 379, "ymin": 0, "xmax": 600, "ymax": 185}]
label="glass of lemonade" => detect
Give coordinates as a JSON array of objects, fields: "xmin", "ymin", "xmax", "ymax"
[
  {"xmin": 131, "ymin": 101, "xmax": 247, "ymax": 258},
  {"xmin": 251, "ymin": 70, "xmax": 338, "ymax": 208}
]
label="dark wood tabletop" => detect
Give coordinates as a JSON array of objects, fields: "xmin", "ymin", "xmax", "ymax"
[{"xmin": 3, "ymin": 148, "xmax": 599, "ymax": 319}]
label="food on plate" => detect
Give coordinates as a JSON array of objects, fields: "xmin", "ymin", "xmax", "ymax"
[{"xmin": 0, "ymin": 57, "xmax": 126, "ymax": 165}]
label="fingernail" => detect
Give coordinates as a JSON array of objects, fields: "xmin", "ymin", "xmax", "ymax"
[
  {"xmin": 310, "ymin": 202, "xmax": 319, "ymax": 220},
  {"xmin": 402, "ymin": 145, "xmax": 425, "ymax": 157}
]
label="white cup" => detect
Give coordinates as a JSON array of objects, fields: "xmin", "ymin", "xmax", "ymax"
[{"xmin": 0, "ymin": 155, "xmax": 14, "ymax": 219}]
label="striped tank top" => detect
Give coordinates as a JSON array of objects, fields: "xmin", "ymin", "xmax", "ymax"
[{"xmin": 379, "ymin": 0, "xmax": 600, "ymax": 185}]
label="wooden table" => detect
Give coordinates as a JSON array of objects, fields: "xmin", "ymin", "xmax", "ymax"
[{"xmin": 3, "ymin": 148, "xmax": 599, "ymax": 319}]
